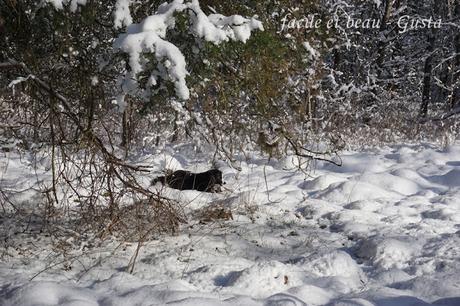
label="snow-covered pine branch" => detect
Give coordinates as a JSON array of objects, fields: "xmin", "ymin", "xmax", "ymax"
[
  {"xmin": 114, "ymin": 0, "xmax": 133, "ymax": 29},
  {"xmin": 112, "ymin": 0, "xmax": 263, "ymax": 111},
  {"xmin": 45, "ymin": 0, "xmax": 87, "ymax": 12}
]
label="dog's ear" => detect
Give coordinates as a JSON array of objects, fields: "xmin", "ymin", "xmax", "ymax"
[{"xmin": 152, "ymin": 176, "xmax": 165, "ymax": 185}]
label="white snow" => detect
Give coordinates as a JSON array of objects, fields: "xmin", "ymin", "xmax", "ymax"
[
  {"xmin": 303, "ymin": 41, "xmax": 319, "ymax": 59},
  {"xmin": 373, "ymin": 0, "xmax": 382, "ymax": 8},
  {"xmin": 113, "ymin": 0, "xmax": 133, "ymax": 29},
  {"xmin": 45, "ymin": 0, "xmax": 87, "ymax": 12},
  {"xmin": 2, "ymin": 142, "xmax": 460, "ymax": 305}
]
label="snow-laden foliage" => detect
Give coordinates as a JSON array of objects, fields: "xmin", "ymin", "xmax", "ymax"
[
  {"xmin": 114, "ymin": 0, "xmax": 133, "ymax": 29},
  {"xmin": 45, "ymin": 0, "xmax": 87, "ymax": 12},
  {"xmin": 113, "ymin": 0, "xmax": 263, "ymax": 110},
  {"xmin": 41, "ymin": 0, "xmax": 263, "ymax": 111}
]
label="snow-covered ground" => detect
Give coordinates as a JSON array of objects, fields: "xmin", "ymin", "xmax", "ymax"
[{"xmin": 1, "ymin": 143, "xmax": 460, "ymax": 306}]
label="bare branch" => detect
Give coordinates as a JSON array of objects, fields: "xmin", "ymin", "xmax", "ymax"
[
  {"xmin": 281, "ymin": 129, "xmax": 343, "ymax": 167},
  {"xmin": 421, "ymin": 105, "xmax": 460, "ymax": 122}
]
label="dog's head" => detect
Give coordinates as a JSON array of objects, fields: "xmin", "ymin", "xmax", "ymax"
[
  {"xmin": 152, "ymin": 176, "xmax": 165, "ymax": 185},
  {"xmin": 208, "ymin": 169, "xmax": 223, "ymax": 185}
]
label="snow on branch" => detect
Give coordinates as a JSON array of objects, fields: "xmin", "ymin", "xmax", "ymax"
[
  {"xmin": 45, "ymin": 0, "xmax": 87, "ymax": 12},
  {"xmin": 8, "ymin": 75, "xmax": 33, "ymax": 95},
  {"xmin": 113, "ymin": 0, "xmax": 263, "ymax": 111},
  {"xmin": 187, "ymin": 0, "xmax": 264, "ymax": 43},
  {"xmin": 114, "ymin": 0, "xmax": 133, "ymax": 29}
]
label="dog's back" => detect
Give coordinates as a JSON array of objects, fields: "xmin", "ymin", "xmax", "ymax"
[
  {"xmin": 168, "ymin": 170, "xmax": 191, "ymax": 190},
  {"xmin": 152, "ymin": 169, "xmax": 223, "ymax": 192}
]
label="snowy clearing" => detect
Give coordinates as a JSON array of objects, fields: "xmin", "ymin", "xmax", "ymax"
[{"xmin": 1, "ymin": 143, "xmax": 460, "ymax": 306}]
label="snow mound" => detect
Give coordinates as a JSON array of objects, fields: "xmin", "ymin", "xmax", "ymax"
[
  {"xmin": 1, "ymin": 281, "xmax": 97, "ymax": 306},
  {"xmin": 299, "ymin": 251, "xmax": 366, "ymax": 291},
  {"xmin": 222, "ymin": 261, "xmax": 300, "ymax": 298},
  {"xmin": 391, "ymin": 274, "xmax": 460, "ymax": 302},
  {"xmin": 374, "ymin": 268, "xmax": 413, "ymax": 286},
  {"xmin": 327, "ymin": 298, "xmax": 376, "ymax": 306},
  {"xmin": 286, "ymin": 285, "xmax": 333, "ymax": 305},
  {"xmin": 357, "ymin": 237, "xmax": 421, "ymax": 270},
  {"xmin": 390, "ymin": 168, "xmax": 435, "ymax": 190},
  {"xmin": 428, "ymin": 169, "xmax": 460, "ymax": 187},
  {"xmin": 315, "ymin": 180, "xmax": 399, "ymax": 202},
  {"xmin": 301, "ymin": 174, "xmax": 347, "ymax": 191},
  {"xmin": 320, "ymin": 153, "xmax": 389, "ymax": 173},
  {"xmin": 302, "ymin": 251, "xmax": 362, "ymax": 278},
  {"xmin": 421, "ymin": 208, "xmax": 460, "ymax": 222},
  {"xmin": 359, "ymin": 173, "xmax": 421, "ymax": 196}
]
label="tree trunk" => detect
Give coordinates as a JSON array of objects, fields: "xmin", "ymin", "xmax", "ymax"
[
  {"xmin": 376, "ymin": 0, "xmax": 394, "ymax": 74},
  {"xmin": 381, "ymin": 0, "xmax": 394, "ymax": 29},
  {"xmin": 420, "ymin": 32, "xmax": 436, "ymax": 118},
  {"xmin": 86, "ymin": 88, "xmax": 95, "ymax": 131},
  {"xmin": 451, "ymin": 2, "xmax": 460, "ymax": 108},
  {"xmin": 420, "ymin": 2, "xmax": 440, "ymax": 118},
  {"xmin": 121, "ymin": 99, "xmax": 133, "ymax": 153}
]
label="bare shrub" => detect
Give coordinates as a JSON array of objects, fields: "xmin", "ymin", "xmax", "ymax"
[
  {"xmin": 0, "ymin": 64, "xmax": 186, "ymax": 268},
  {"xmin": 195, "ymin": 204, "xmax": 233, "ymax": 224},
  {"xmin": 109, "ymin": 195, "xmax": 186, "ymax": 242}
]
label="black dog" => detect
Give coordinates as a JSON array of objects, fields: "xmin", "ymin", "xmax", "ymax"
[{"xmin": 152, "ymin": 169, "xmax": 224, "ymax": 192}]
